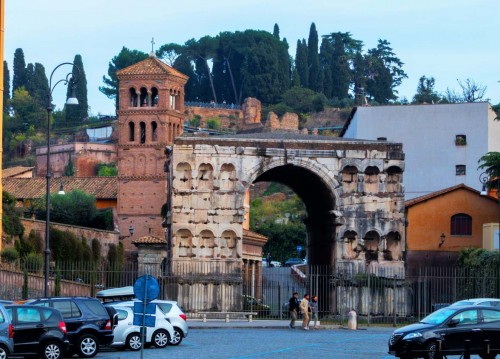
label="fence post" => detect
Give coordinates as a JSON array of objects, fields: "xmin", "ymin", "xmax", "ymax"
[
  {"xmin": 367, "ymin": 271, "xmax": 371, "ymax": 327},
  {"xmin": 393, "ymin": 274, "xmax": 397, "ymax": 327},
  {"xmin": 278, "ymin": 283, "xmax": 282, "ymax": 320}
]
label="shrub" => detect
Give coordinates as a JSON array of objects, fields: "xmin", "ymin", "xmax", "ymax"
[
  {"xmin": 22, "ymin": 252, "xmax": 43, "ymax": 273},
  {"xmin": 1, "ymin": 247, "xmax": 20, "ymax": 263}
]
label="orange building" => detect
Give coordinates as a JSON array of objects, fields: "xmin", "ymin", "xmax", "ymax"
[{"xmin": 404, "ymin": 184, "xmax": 498, "ymax": 272}]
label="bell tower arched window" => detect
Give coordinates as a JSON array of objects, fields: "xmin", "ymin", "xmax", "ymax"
[
  {"xmin": 140, "ymin": 87, "xmax": 149, "ymax": 107},
  {"xmin": 151, "ymin": 87, "xmax": 158, "ymax": 107},
  {"xmin": 151, "ymin": 121, "xmax": 158, "ymax": 142},
  {"xmin": 140, "ymin": 122, "xmax": 146, "ymax": 144},
  {"xmin": 129, "ymin": 88, "xmax": 138, "ymax": 107},
  {"xmin": 128, "ymin": 122, "xmax": 135, "ymax": 142}
]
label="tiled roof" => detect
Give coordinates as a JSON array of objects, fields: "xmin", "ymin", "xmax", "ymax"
[
  {"xmin": 243, "ymin": 228, "xmax": 268, "ymax": 241},
  {"xmin": 132, "ymin": 235, "xmax": 166, "ymax": 245},
  {"xmin": 117, "ymin": 55, "xmax": 188, "ymax": 79},
  {"xmin": 404, "ymin": 183, "xmax": 496, "ymax": 208},
  {"xmin": 2, "ymin": 166, "xmax": 34, "ymax": 178},
  {"xmin": 2, "ymin": 177, "xmax": 117, "ymax": 200}
]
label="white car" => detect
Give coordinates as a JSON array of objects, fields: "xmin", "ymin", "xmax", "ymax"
[
  {"xmin": 112, "ymin": 300, "xmax": 188, "ymax": 346},
  {"xmin": 106, "ymin": 305, "xmax": 175, "ymax": 350},
  {"xmin": 449, "ymin": 298, "xmax": 500, "ymax": 307}
]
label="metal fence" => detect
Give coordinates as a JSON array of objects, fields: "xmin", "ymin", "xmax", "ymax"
[{"xmin": 1, "ymin": 261, "xmax": 498, "ymax": 326}]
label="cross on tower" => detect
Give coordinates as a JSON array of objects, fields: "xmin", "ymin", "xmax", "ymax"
[{"xmin": 151, "ymin": 37, "xmax": 155, "ymax": 52}]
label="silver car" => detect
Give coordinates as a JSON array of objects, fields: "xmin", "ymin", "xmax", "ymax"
[
  {"xmin": 0, "ymin": 304, "xmax": 14, "ymax": 359},
  {"xmin": 107, "ymin": 305, "xmax": 175, "ymax": 350},
  {"xmin": 449, "ymin": 298, "xmax": 500, "ymax": 307},
  {"xmin": 114, "ymin": 300, "xmax": 188, "ymax": 345}
]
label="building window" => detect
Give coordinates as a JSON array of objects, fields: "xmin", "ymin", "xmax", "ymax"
[
  {"xmin": 451, "ymin": 213, "xmax": 472, "ymax": 236},
  {"xmin": 456, "ymin": 165, "xmax": 466, "ymax": 176},
  {"xmin": 128, "ymin": 122, "xmax": 135, "ymax": 142},
  {"xmin": 140, "ymin": 122, "xmax": 146, "ymax": 144},
  {"xmin": 455, "ymin": 134, "xmax": 467, "ymax": 146}
]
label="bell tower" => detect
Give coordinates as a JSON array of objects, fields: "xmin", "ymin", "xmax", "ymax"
[{"xmin": 116, "ymin": 53, "xmax": 188, "ymax": 252}]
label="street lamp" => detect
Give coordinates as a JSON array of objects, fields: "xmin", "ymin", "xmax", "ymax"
[
  {"xmin": 44, "ymin": 62, "xmax": 80, "ymax": 297},
  {"xmin": 479, "ymin": 168, "xmax": 500, "ymax": 249}
]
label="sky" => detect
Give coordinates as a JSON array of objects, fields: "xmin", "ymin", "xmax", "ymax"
[{"xmin": 4, "ymin": 0, "xmax": 500, "ymax": 115}]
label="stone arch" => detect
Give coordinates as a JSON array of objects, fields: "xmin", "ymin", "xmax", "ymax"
[
  {"xmin": 385, "ymin": 231, "xmax": 402, "ymax": 261},
  {"xmin": 199, "ymin": 229, "xmax": 215, "ymax": 258},
  {"xmin": 363, "ymin": 230, "xmax": 380, "ymax": 262},
  {"xmin": 174, "ymin": 162, "xmax": 192, "ymax": 190},
  {"xmin": 175, "ymin": 228, "xmax": 194, "ymax": 258},
  {"xmin": 219, "ymin": 163, "xmax": 236, "ymax": 191},
  {"xmin": 341, "ymin": 165, "xmax": 358, "ymax": 193},
  {"xmin": 364, "ymin": 166, "xmax": 380, "ymax": 194},
  {"xmin": 220, "ymin": 229, "xmax": 239, "ymax": 259},
  {"xmin": 341, "ymin": 230, "xmax": 359, "ymax": 259},
  {"xmin": 386, "ymin": 166, "xmax": 403, "ymax": 193},
  {"xmin": 129, "ymin": 87, "xmax": 138, "ymax": 107},
  {"xmin": 197, "ymin": 163, "xmax": 214, "ymax": 190}
]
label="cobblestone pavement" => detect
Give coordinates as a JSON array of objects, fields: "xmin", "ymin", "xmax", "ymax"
[{"xmin": 97, "ymin": 326, "xmax": 394, "ymax": 359}]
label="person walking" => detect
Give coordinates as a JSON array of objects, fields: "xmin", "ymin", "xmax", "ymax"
[
  {"xmin": 309, "ymin": 295, "xmax": 319, "ymax": 329},
  {"xmin": 288, "ymin": 292, "xmax": 300, "ymax": 329},
  {"xmin": 300, "ymin": 293, "xmax": 310, "ymax": 330}
]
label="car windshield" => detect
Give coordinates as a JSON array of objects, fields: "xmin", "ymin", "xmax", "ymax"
[{"xmin": 420, "ymin": 308, "xmax": 456, "ymax": 324}]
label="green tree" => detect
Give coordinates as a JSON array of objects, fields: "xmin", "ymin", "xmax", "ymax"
[
  {"xmin": 2, "ymin": 190, "xmax": 24, "ymax": 238},
  {"xmin": 65, "ymin": 154, "xmax": 75, "ymax": 176},
  {"xmin": 25, "ymin": 63, "xmax": 49, "ymax": 109},
  {"xmin": 12, "ymin": 48, "xmax": 27, "ymax": 93},
  {"xmin": 330, "ymin": 33, "xmax": 351, "ymax": 100},
  {"xmin": 91, "ymin": 238, "xmax": 102, "ymax": 262},
  {"xmin": 3, "ymin": 60, "xmax": 10, "ymax": 113},
  {"xmin": 295, "ymin": 39, "xmax": 308, "ymax": 88},
  {"xmin": 307, "ymin": 23, "xmax": 320, "ymax": 92},
  {"xmin": 97, "ymin": 162, "xmax": 117, "ymax": 176},
  {"xmin": 412, "ymin": 76, "xmax": 441, "ymax": 104},
  {"xmin": 273, "ymin": 23, "xmax": 280, "ymax": 39},
  {"xmin": 100, "ymin": 47, "xmax": 148, "ymax": 110},
  {"xmin": 281, "ymin": 86, "xmax": 325, "ymax": 114},
  {"xmin": 10, "ymin": 87, "xmax": 46, "ymax": 131},
  {"xmin": 478, "ymin": 152, "xmax": 500, "ymax": 190},
  {"xmin": 156, "ymin": 43, "xmax": 183, "ymax": 66},
  {"xmin": 319, "ymin": 38, "xmax": 333, "ymax": 98},
  {"xmin": 65, "ymin": 55, "xmax": 89, "ymax": 124},
  {"xmin": 172, "ymin": 53, "xmax": 197, "ymax": 101},
  {"xmin": 365, "ymin": 39, "xmax": 407, "ymax": 103},
  {"xmin": 184, "ymin": 36, "xmax": 218, "ymax": 103}
]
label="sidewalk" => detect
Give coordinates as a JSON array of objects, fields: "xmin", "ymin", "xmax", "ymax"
[{"xmin": 188, "ymin": 318, "xmax": 335, "ymax": 329}]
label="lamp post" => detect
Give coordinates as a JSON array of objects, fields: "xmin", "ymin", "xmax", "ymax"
[
  {"xmin": 479, "ymin": 168, "xmax": 500, "ymax": 249},
  {"xmin": 44, "ymin": 62, "xmax": 80, "ymax": 297}
]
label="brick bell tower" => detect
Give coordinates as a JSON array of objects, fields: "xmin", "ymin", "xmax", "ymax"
[{"xmin": 116, "ymin": 53, "xmax": 188, "ymax": 252}]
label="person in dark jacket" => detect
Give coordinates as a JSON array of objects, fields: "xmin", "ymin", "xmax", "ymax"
[{"xmin": 288, "ymin": 292, "xmax": 300, "ymax": 329}]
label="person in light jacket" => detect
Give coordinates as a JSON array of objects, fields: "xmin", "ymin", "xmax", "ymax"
[{"xmin": 300, "ymin": 293, "xmax": 310, "ymax": 330}]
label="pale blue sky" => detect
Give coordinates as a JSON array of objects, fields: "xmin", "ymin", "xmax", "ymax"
[{"xmin": 4, "ymin": 0, "xmax": 500, "ymax": 115}]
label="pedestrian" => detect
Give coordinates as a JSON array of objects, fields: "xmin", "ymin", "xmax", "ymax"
[
  {"xmin": 266, "ymin": 252, "xmax": 273, "ymax": 267},
  {"xmin": 288, "ymin": 292, "xmax": 300, "ymax": 329},
  {"xmin": 300, "ymin": 293, "xmax": 310, "ymax": 330},
  {"xmin": 309, "ymin": 295, "xmax": 319, "ymax": 329}
]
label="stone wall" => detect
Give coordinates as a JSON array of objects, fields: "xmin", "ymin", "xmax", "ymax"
[
  {"xmin": 185, "ymin": 107, "xmax": 242, "ymax": 128},
  {"xmin": 20, "ymin": 219, "xmax": 119, "ymax": 256},
  {"xmin": 264, "ymin": 112, "xmax": 299, "ymax": 132}
]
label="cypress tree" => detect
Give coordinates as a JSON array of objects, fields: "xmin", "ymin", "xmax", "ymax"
[
  {"xmin": 331, "ymin": 33, "xmax": 351, "ymax": 99},
  {"xmin": 307, "ymin": 23, "xmax": 320, "ymax": 92},
  {"xmin": 3, "ymin": 61, "xmax": 10, "ymax": 112},
  {"xmin": 66, "ymin": 55, "xmax": 88, "ymax": 124},
  {"xmin": 319, "ymin": 38, "xmax": 333, "ymax": 98},
  {"xmin": 30, "ymin": 63, "xmax": 49, "ymax": 109},
  {"xmin": 25, "ymin": 63, "xmax": 34, "ymax": 96},
  {"xmin": 13, "ymin": 48, "xmax": 27, "ymax": 92},
  {"xmin": 273, "ymin": 23, "xmax": 280, "ymax": 40},
  {"xmin": 295, "ymin": 39, "xmax": 308, "ymax": 88}
]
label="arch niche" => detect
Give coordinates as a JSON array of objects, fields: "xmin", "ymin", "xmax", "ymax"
[{"xmin": 248, "ymin": 162, "xmax": 338, "ymax": 266}]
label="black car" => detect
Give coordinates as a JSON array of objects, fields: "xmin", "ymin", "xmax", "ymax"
[
  {"xmin": 5, "ymin": 305, "xmax": 69, "ymax": 359},
  {"xmin": 25, "ymin": 297, "xmax": 116, "ymax": 358},
  {"xmin": 388, "ymin": 305, "xmax": 500, "ymax": 359}
]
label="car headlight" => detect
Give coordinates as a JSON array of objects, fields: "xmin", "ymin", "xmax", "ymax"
[{"xmin": 403, "ymin": 332, "xmax": 423, "ymax": 340}]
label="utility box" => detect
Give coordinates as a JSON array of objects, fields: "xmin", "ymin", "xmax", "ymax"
[{"xmin": 483, "ymin": 223, "xmax": 499, "ymax": 250}]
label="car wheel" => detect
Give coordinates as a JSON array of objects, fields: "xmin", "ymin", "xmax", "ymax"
[
  {"xmin": 425, "ymin": 342, "xmax": 443, "ymax": 359},
  {"xmin": 126, "ymin": 332, "xmax": 142, "ymax": 351},
  {"xmin": 152, "ymin": 329, "xmax": 170, "ymax": 348},
  {"xmin": 77, "ymin": 333, "xmax": 99, "ymax": 358},
  {"xmin": 41, "ymin": 341, "xmax": 63, "ymax": 359},
  {"xmin": 0, "ymin": 345, "xmax": 9, "ymax": 359},
  {"xmin": 479, "ymin": 354, "xmax": 496, "ymax": 359},
  {"xmin": 169, "ymin": 328, "xmax": 183, "ymax": 346}
]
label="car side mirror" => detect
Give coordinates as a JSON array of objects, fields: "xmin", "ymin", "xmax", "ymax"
[{"xmin": 447, "ymin": 318, "xmax": 459, "ymax": 327}]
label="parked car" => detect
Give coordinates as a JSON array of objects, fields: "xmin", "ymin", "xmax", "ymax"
[
  {"xmin": 449, "ymin": 298, "xmax": 500, "ymax": 308},
  {"xmin": 96, "ymin": 288, "xmax": 188, "ymax": 346},
  {"xmin": 262, "ymin": 259, "xmax": 282, "ymax": 267},
  {"xmin": 0, "ymin": 304, "xmax": 14, "ymax": 359},
  {"xmin": 108, "ymin": 305, "xmax": 175, "ymax": 350},
  {"xmin": 284, "ymin": 258, "xmax": 305, "ymax": 267},
  {"xmin": 24, "ymin": 297, "xmax": 115, "ymax": 358},
  {"xmin": 5, "ymin": 304, "xmax": 69, "ymax": 359},
  {"xmin": 242, "ymin": 295, "xmax": 270, "ymax": 317},
  {"xmin": 388, "ymin": 305, "xmax": 500, "ymax": 359}
]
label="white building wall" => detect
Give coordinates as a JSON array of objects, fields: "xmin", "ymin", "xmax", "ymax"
[{"xmin": 343, "ymin": 102, "xmax": 500, "ymax": 199}]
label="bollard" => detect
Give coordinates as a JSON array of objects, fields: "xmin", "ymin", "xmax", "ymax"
[{"xmin": 347, "ymin": 309, "xmax": 357, "ymax": 330}]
